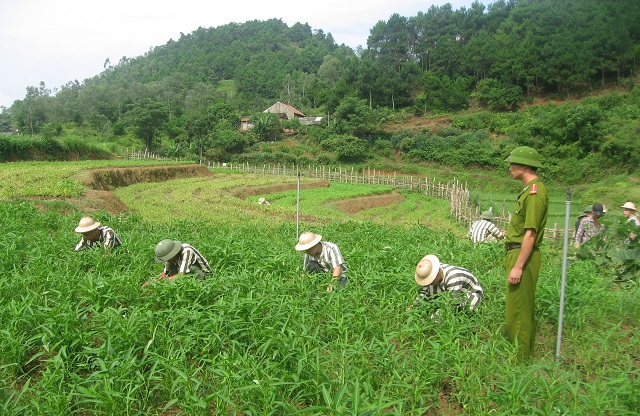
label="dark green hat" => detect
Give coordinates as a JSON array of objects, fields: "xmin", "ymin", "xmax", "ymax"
[
  {"xmin": 505, "ymin": 146, "xmax": 543, "ymax": 168},
  {"xmin": 480, "ymin": 210, "xmax": 495, "ymax": 220},
  {"xmin": 154, "ymin": 239, "xmax": 182, "ymax": 263}
]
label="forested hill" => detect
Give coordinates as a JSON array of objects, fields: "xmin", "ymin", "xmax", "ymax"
[
  {"xmin": 2, "ymin": 0, "xmax": 640, "ymax": 179},
  {"xmin": 95, "ymin": 19, "xmax": 343, "ymax": 110}
]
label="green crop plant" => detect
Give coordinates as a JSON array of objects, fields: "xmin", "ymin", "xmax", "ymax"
[{"xmin": 1, "ymin": 162, "xmax": 639, "ymax": 414}]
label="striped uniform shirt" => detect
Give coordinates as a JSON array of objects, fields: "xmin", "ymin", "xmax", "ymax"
[
  {"xmin": 303, "ymin": 241, "xmax": 347, "ymax": 278},
  {"xmin": 74, "ymin": 226, "xmax": 122, "ymax": 251},
  {"xmin": 164, "ymin": 243, "xmax": 211, "ymax": 275},
  {"xmin": 575, "ymin": 216, "xmax": 606, "ymax": 246},
  {"xmin": 467, "ymin": 219, "xmax": 503, "ymax": 243},
  {"xmin": 625, "ymin": 215, "xmax": 639, "ymax": 244},
  {"xmin": 416, "ymin": 263, "xmax": 484, "ymax": 311}
]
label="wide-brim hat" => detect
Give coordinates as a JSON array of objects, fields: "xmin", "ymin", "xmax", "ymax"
[
  {"xmin": 155, "ymin": 239, "xmax": 182, "ymax": 263},
  {"xmin": 75, "ymin": 216, "xmax": 100, "ymax": 233},
  {"xmin": 415, "ymin": 254, "xmax": 441, "ymax": 286},
  {"xmin": 295, "ymin": 231, "xmax": 322, "ymax": 251},
  {"xmin": 620, "ymin": 201, "xmax": 637, "ymax": 211}
]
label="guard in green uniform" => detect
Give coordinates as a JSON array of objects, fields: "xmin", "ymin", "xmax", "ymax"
[{"xmin": 504, "ymin": 146, "xmax": 548, "ymax": 361}]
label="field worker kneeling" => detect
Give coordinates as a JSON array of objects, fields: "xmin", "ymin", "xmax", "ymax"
[
  {"xmin": 410, "ymin": 254, "xmax": 484, "ymax": 313},
  {"xmin": 468, "ymin": 210, "xmax": 504, "ymax": 243},
  {"xmin": 295, "ymin": 231, "xmax": 348, "ymax": 292},
  {"xmin": 74, "ymin": 216, "xmax": 122, "ymax": 251},
  {"xmin": 151, "ymin": 239, "xmax": 211, "ymax": 283}
]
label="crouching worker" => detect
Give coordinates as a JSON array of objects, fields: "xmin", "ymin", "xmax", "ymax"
[
  {"xmin": 409, "ymin": 254, "xmax": 484, "ymax": 314},
  {"xmin": 295, "ymin": 231, "xmax": 348, "ymax": 292},
  {"xmin": 144, "ymin": 239, "xmax": 211, "ymax": 286},
  {"xmin": 74, "ymin": 216, "xmax": 122, "ymax": 251}
]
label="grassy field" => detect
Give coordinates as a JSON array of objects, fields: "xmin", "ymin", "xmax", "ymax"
[
  {"xmin": 1, "ymin": 161, "xmax": 638, "ymax": 414},
  {"xmin": 0, "ymin": 160, "xmax": 187, "ymax": 198}
]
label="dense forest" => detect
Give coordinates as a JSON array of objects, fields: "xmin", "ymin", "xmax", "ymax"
[{"xmin": 1, "ymin": 0, "xmax": 639, "ymax": 178}]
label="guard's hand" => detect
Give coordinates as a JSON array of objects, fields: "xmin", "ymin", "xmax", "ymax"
[{"xmin": 508, "ymin": 266, "xmax": 522, "ymax": 285}]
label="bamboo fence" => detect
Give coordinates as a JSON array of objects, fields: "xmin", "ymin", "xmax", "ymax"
[{"xmin": 124, "ymin": 148, "xmax": 187, "ymax": 162}]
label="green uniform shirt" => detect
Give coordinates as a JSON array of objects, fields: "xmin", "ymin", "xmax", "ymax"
[{"xmin": 505, "ymin": 178, "xmax": 548, "ymax": 247}]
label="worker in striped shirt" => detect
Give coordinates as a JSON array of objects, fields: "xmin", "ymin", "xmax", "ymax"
[
  {"xmin": 153, "ymin": 239, "xmax": 211, "ymax": 281},
  {"xmin": 295, "ymin": 231, "xmax": 348, "ymax": 292},
  {"xmin": 467, "ymin": 210, "xmax": 504, "ymax": 243},
  {"xmin": 411, "ymin": 254, "xmax": 484, "ymax": 312},
  {"xmin": 74, "ymin": 216, "xmax": 122, "ymax": 251}
]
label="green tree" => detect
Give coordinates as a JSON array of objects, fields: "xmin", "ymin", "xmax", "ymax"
[
  {"xmin": 331, "ymin": 97, "xmax": 378, "ymax": 138},
  {"xmin": 251, "ymin": 113, "xmax": 282, "ymax": 142},
  {"xmin": 323, "ymin": 134, "xmax": 370, "ymax": 162},
  {"xmin": 122, "ymin": 98, "xmax": 169, "ymax": 151},
  {"xmin": 473, "ymin": 78, "xmax": 522, "ymax": 110}
]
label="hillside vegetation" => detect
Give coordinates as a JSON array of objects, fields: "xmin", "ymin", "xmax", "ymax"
[{"xmin": 1, "ymin": 0, "xmax": 639, "ymax": 181}]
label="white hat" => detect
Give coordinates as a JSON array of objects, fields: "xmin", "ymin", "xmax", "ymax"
[
  {"xmin": 620, "ymin": 201, "xmax": 637, "ymax": 211},
  {"xmin": 415, "ymin": 255, "xmax": 441, "ymax": 286},
  {"xmin": 295, "ymin": 231, "xmax": 322, "ymax": 251},
  {"xmin": 75, "ymin": 216, "xmax": 101, "ymax": 233}
]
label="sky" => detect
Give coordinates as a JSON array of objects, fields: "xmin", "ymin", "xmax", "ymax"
[{"xmin": 0, "ymin": 0, "xmax": 480, "ymax": 109}]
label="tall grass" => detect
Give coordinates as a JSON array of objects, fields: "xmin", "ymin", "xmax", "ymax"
[{"xmin": 1, "ymin": 198, "xmax": 638, "ymax": 414}]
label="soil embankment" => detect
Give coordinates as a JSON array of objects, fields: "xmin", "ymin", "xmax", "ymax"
[
  {"xmin": 68, "ymin": 164, "xmax": 212, "ymax": 214},
  {"xmin": 81, "ymin": 164, "xmax": 212, "ymax": 190}
]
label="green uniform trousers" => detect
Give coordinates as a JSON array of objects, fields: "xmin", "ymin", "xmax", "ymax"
[{"xmin": 505, "ymin": 248, "xmax": 541, "ymax": 360}]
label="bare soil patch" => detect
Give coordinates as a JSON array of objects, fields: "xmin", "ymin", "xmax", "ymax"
[
  {"xmin": 384, "ymin": 115, "xmax": 452, "ymax": 133},
  {"xmin": 333, "ymin": 191, "xmax": 405, "ymax": 214}
]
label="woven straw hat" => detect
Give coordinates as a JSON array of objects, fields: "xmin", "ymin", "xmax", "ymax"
[
  {"xmin": 75, "ymin": 216, "xmax": 101, "ymax": 233},
  {"xmin": 415, "ymin": 254, "xmax": 441, "ymax": 286},
  {"xmin": 620, "ymin": 201, "xmax": 637, "ymax": 211},
  {"xmin": 155, "ymin": 239, "xmax": 183, "ymax": 263},
  {"xmin": 295, "ymin": 231, "xmax": 322, "ymax": 251}
]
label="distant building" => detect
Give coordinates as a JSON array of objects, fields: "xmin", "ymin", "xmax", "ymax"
[
  {"xmin": 299, "ymin": 116, "xmax": 325, "ymax": 126},
  {"xmin": 263, "ymin": 102, "xmax": 306, "ymax": 120},
  {"xmin": 240, "ymin": 102, "xmax": 324, "ymax": 132},
  {"xmin": 240, "ymin": 117, "xmax": 253, "ymax": 132}
]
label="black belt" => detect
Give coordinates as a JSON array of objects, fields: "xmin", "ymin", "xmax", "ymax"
[
  {"xmin": 505, "ymin": 243, "xmax": 540, "ymax": 252},
  {"xmin": 505, "ymin": 243, "xmax": 522, "ymax": 252}
]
